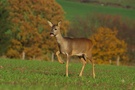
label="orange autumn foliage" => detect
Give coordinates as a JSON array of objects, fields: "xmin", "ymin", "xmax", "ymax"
[
  {"xmin": 6, "ymin": 0, "xmax": 69, "ymax": 60},
  {"xmin": 90, "ymin": 27, "xmax": 128, "ymax": 64}
]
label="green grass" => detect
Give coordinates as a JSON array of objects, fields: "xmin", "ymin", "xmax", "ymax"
[
  {"xmin": 65, "ymin": 0, "xmax": 135, "ymax": 8},
  {"xmin": 0, "ymin": 58, "xmax": 135, "ymax": 90},
  {"xmin": 97, "ymin": 0, "xmax": 135, "ymax": 8},
  {"xmin": 56, "ymin": 0, "xmax": 135, "ymax": 20}
]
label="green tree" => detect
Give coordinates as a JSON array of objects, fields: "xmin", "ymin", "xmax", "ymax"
[
  {"xmin": 0, "ymin": 1, "xmax": 10, "ymax": 56},
  {"xmin": 90, "ymin": 27, "xmax": 128, "ymax": 64},
  {"xmin": 6, "ymin": 0, "xmax": 69, "ymax": 60}
]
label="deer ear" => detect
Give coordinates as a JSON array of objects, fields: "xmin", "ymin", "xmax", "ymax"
[
  {"xmin": 58, "ymin": 21, "xmax": 61, "ymax": 27},
  {"xmin": 47, "ymin": 21, "xmax": 53, "ymax": 27}
]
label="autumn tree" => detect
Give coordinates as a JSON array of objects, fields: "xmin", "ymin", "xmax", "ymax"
[
  {"xmin": 90, "ymin": 27, "xmax": 128, "ymax": 64},
  {"xmin": 0, "ymin": 1, "xmax": 11, "ymax": 56},
  {"xmin": 6, "ymin": 0, "xmax": 69, "ymax": 60},
  {"xmin": 91, "ymin": 13, "xmax": 135, "ymax": 64}
]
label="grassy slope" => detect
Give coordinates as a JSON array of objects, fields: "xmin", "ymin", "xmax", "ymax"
[
  {"xmin": 0, "ymin": 58, "xmax": 135, "ymax": 90},
  {"xmin": 65, "ymin": 0, "xmax": 135, "ymax": 8},
  {"xmin": 56, "ymin": 0, "xmax": 135, "ymax": 20},
  {"xmin": 98, "ymin": 0, "xmax": 135, "ymax": 8}
]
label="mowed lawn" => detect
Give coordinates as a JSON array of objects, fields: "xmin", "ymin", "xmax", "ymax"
[
  {"xmin": 0, "ymin": 58, "xmax": 135, "ymax": 90},
  {"xmin": 56, "ymin": 0, "xmax": 135, "ymax": 20}
]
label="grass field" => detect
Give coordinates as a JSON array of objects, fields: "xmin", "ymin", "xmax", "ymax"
[
  {"xmin": 65, "ymin": 0, "xmax": 135, "ymax": 8},
  {"xmin": 92, "ymin": 0, "xmax": 135, "ymax": 8},
  {"xmin": 56, "ymin": 0, "xmax": 135, "ymax": 20},
  {"xmin": 0, "ymin": 58, "xmax": 135, "ymax": 90}
]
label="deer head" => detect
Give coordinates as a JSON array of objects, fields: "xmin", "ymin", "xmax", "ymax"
[{"xmin": 47, "ymin": 21, "xmax": 61, "ymax": 37}]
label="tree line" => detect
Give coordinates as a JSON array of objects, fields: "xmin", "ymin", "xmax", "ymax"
[
  {"xmin": 0, "ymin": 0, "xmax": 69, "ymax": 60},
  {"xmin": 0, "ymin": 0, "xmax": 133, "ymax": 65}
]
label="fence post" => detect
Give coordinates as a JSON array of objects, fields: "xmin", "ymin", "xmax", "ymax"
[
  {"xmin": 109, "ymin": 59, "xmax": 112, "ymax": 65},
  {"xmin": 51, "ymin": 52, "xmax": 54, "ymax": 62},
  {"xmin": 22, "ymin": 51, "xmax": 25, "ymax": 60},
  {"xmin": 33, "ymin": 55, "xmax": 35, "ymax": 60},
  {"xmin": 116, "ymin": 55, "xmax": 120, "ymax": 66}
]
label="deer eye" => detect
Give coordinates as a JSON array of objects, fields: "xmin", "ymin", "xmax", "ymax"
[{"xmin": 54, "ymin": 28, "xmax": 57, "ymax": 30}]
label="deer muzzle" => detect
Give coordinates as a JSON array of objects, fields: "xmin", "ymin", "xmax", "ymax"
[{"xmin": 50, "ymin": 33, "xmax": 55, "ymax": 37}]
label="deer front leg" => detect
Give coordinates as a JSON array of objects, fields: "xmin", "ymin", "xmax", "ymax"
[
  {"xmin": 92, "ymin": 61, "xmax": 95, "ymax": 79},
  {"xmin": 56, "ymin": 51, "xmax": 64, "ymax": 64},
  {"xmin": 66, "ymin": 55, "xmax": 70, "ymax": 77}
]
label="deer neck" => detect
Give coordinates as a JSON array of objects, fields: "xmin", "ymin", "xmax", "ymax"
[{"xmin": 55, "ymin": 32, "xmax": 64, "ymax": 44}]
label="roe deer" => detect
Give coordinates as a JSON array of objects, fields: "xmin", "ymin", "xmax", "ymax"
[{"xmin": 47, "ymin": 21, "xmax": 95, "ymax": 78}]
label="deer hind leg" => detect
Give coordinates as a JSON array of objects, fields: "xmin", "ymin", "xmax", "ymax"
[
  {"xmin": 79, "ymin": 55, "xmax": 87, "ymax": 77},
  {"xmin": 87, "ymin": 54, "xmax": 95, "ymax": 79},
  {"xmin": 90, "ymin": 59, "xmax": 95, "ymax": 79},
  {"xmin": 56, "ymin": 51, "xmax": 64, "ymax": 64}
]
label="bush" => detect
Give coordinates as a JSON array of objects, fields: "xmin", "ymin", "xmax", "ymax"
[{"xmin": 90, "ymin": 27, "xmax": 128, "ymax": 64}]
